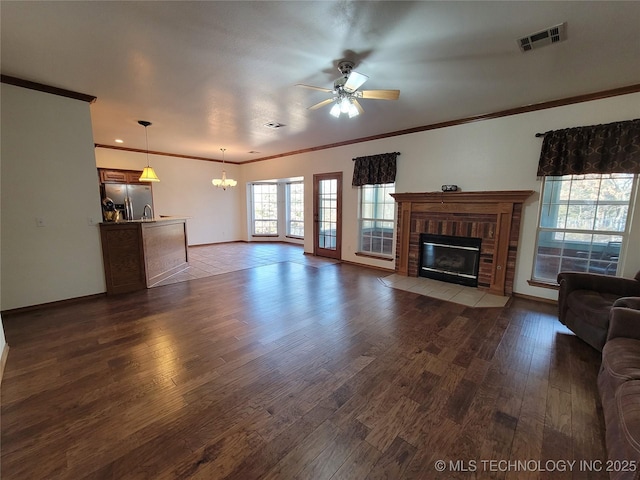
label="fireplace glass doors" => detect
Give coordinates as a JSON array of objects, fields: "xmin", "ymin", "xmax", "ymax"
[{"xmin": 419, "ymin": 234, "xmax": 482, "ymax": 287}]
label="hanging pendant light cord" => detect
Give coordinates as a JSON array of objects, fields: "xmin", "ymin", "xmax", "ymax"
[
  {"xmin": 137, "ymin": 120, "xmax": 152, "ymax": 165},
  {"xmin": 145, "ymin": 126, "xmax": 150, "ymax": 167}
]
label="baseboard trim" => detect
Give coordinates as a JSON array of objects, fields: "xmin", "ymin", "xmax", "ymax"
[
  {"xmin": 190, "ymin": 240, "xmax": 246, "ymax": 247},
  {"xmin": 1, "ymin": 342, "xmax": 9, "ymax": 384},
  {"xmin": 512, "ymin": 292, "xmax": 558, "ymax": 305},
  {"xmin": 1, "ymin": 293, "xmax": 106, "ymax": 316},
  {"xmin": 190, "ymin": 239, "xmax": 303, "ymax": 247}
]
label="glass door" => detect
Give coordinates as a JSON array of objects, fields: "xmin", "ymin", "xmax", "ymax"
[{"xmin": 313, "ymin": 172, "xmax": 342, "ymax": 259}]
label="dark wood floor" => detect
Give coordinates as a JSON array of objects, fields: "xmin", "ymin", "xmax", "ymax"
[{"xmin": 1, "ymin": 245, "xmax": 607, "ymax": 479}]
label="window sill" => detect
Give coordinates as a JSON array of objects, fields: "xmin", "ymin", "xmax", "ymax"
[
  {"xmin": 527, "ymin": 279, "xmax": 559, "ymax": 290},
  {"xmin": 355, "ymin": 252, "xmax": 394, "ymax": 262}
]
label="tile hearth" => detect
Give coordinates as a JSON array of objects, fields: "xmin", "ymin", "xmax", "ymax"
[{"xmin": 380, "ymin": 273, "xmax": 510, "ymax": 308}]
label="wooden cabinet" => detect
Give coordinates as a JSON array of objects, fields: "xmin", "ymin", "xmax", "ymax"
[
  {"xmin": 99, "ymin": 218, "xmax": 189, "ymax": 294},
  {"xmin": 99, "ymin": 222, "xmax": 146, "ymax": 294},
  {"xmin": 98, "ymin": 168, "xmax": 145, "ymax": 184}
]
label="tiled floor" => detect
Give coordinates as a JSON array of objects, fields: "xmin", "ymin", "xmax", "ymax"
[
  {"xmin": 379, "ymin": 273, "xmax": 510, "ymax": 307},
  {"xmin": 152, "ymin": 242, "xmax": 338, "ymax": 287}
]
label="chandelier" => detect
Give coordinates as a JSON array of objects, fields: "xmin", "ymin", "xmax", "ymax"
[
  {"xmin": 212, "ymin": 148, "xmax": 237, "ymax": 190},
  {"xmin": 137, "ymin": 120, "xmax": 160, "ymax": 182}
]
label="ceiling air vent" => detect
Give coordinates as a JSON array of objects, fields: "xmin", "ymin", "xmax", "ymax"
[
  {"xmin": 518, "ymin": 22, "xmax": 567, "ymax": 53},
  {"xmin": 264, "ymin": 122, "xmax": 285, "ymax": 129}
]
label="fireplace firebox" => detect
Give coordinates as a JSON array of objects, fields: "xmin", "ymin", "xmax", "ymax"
[{"xmin": 418, "ymin": 233, "xmax": 482, "ymax": 287}]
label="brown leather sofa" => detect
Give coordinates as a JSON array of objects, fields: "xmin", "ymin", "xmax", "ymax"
[
  {"xmin": 598, "ymin": 298, "xmax": 640, "ymax": 480},
  {"xmin": 557, "ymin": 270, "xmax": 640, "ymax": 351}
]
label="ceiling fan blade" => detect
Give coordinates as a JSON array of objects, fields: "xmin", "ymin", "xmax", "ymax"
[
  {"xmin": 343, "ymin": 71, "xmax": 368, "ymax": 93},
  {"xmin": 296, "ymin": 84, "xmax": 333, "ymax": 93},
  {"xmin": 360, "ymin": 89, "xmax": 400, "ymax": 100},
  {"xmin": 308, "ymin": 98, "xmax": 336, "ymax": 110},
  {"xmin": 352, "ymin": 98, "xmax": 365, "ymax": 115}
]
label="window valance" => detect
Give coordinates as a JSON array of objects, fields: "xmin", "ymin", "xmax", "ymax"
[
  {"xmin": 352, "ymin": 152, "xmax": 399, "ymax": 186},
  {"xmin": 537, "ymin": 119, "xmax": 640, "ymax": 176}
]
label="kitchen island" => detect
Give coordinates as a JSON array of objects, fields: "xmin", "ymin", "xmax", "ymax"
[{"xmin": 99, "ymin": 217, "xmax": 189, "ymax": 294}]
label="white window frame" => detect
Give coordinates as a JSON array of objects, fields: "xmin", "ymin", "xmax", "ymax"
[
  {"xmin": 251, "ymin": 182, "xmax": 279, "ymax": 236},
  {"xmin": 532, "ymin": 173, "xmax": 638, "ymax": 284},
  {"xmin": 358, "ymin": 183, "xmax": 396, "ymax": 258},
  {"xmin": 286, "ymin": 181, "xmax": 304, "ymax": 239}
]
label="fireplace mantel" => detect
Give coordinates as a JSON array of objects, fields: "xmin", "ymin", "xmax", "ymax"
[
  {"xmin": 391, "ymin": 190, "xmax": 534, "ymax": 295},
  {"xmin": 392, "ymin": 190, "xmax": 534, "ymax": 204}
]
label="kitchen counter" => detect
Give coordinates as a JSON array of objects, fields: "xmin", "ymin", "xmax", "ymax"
[
  {"xmin": 100, "ymin": 215, "xmax": 189, "ymax": 224},
  {"xmin": 99, "ymin": 217, "xmax": 189, "ymax": 294}
]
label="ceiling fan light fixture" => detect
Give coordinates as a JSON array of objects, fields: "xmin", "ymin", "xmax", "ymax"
[
  {"xmin": 299, "ymin": 59, "xmax": 399, "ymax": 119},
  {"xmin": 347, "ymin": 101, "xmax": 360, "ymax": 118},
  {"xmin": 340, "ymin": 97, "xmax": 351, "ymax": 114}
]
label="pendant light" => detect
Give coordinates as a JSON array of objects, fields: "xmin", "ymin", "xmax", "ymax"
[
  {"xmin": 138, "ymin": 120, "xmax": 160, "ymax": 182},
  {"xmin": 212, "ymin": 148, "xmax": 237, "ymax": 190}
]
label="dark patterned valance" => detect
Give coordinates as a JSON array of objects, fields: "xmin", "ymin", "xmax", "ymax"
[
  {"xmin": 537, "ymin": 119, "xmax": 640, "ymax": 176},
  {"xmin": 352, "ymin": 152, "xmax": 399, "ymax": 186}
]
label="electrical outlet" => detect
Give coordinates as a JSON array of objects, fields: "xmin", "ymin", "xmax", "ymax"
[{"xmin": 35, "ymin": 217, "xmax": 46, "ymax": 227}]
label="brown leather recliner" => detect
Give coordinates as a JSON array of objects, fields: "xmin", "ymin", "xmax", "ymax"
[{"xmin": 557, "ymin": 270, "xmax": 640, "ymax": 351}]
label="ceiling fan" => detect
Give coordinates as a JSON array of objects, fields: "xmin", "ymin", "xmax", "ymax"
[{"xmin": 297, "ymin": 61, "xmax": 400, "ymax": 118}]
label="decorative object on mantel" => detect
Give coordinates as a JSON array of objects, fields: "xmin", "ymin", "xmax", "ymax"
[
  {"xmin": 441, "ymin": 184, "xmax": 458, "ymax": 192},
  {"xmin": 352, "ymin": 152, "xmax": 399, "ymax": 186},
  {"xmin": 137, "ymin": 120, "xmax": 160, "ymax": 182},
  {"xmin": 536, "ymin": 118, "xmax": 640, "ymax": 176},
  {"xmin": 212, "ymin": 148, "xmax": 237, "ymax": 190}
]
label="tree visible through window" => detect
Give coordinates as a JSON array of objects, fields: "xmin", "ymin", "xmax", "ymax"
[
  {"xmin": 359, "ymin": 183, "xmax": 395, "ymax": 256},
  {"xmin": 532, "ymin": 173, "xmax": 636, "ymax": 283},
  {"xmin": 252, "ymin": 183, "xmax": 278, "ymax": 235}
]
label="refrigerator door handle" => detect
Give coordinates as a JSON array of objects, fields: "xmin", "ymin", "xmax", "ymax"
[{"xmin": 124, "ymin": 197, "xmax": 133, "ymax": 220}]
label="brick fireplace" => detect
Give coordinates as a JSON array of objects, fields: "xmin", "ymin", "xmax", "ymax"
[{"xmin": 391, "ymin": 190, "xmax": 534, "ymax": 296}]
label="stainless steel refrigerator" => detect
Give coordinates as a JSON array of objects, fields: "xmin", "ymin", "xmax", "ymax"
[{"xmin": 103, "ymin": 183, "xmax": 154, "ymax": 220}]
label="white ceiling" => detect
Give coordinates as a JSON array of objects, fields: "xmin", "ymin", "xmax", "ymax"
[{"xmin": 2, "ymin": 1, "xmax": 639, "ymax": 164}]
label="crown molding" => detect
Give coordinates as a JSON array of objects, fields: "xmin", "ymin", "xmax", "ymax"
[
  {"xmin": 240, "ymin": 83, "xmax": 640, "ymax": 164},
  {"xmin": 94, "ymin": 144, "xmax": 233, "ymax": 164},
  {"xmin": 1, "ymin": 74, "xmax": 96, "ymax": 103}
]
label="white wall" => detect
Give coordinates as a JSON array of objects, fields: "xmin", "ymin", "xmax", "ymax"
[
  {"xmin": 242, "ymin": 92, "xmax": 640, "ymax": 300},
  {"xmin": 95, "ymin": 148, "xmax": 242, "ymax": 245},
  {"xmin": 1, "ymin": 84, "xmax": 106, "ymax": 310}
]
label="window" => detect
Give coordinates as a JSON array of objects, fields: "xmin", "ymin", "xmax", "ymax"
[
  {"xmin": 286, "ymin": 182, "xmax": 304, "ymax": 238},
  {"xmin": 532, "ymin": 173, "xmax": 637, "ymax": 283},
  {"xmin": 359, "ymin": 183, "xmax": 395, "ymax": 256},
  {"xmin": 252, "ymin": 183, "xmax": 278, "ymax": 235}
]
